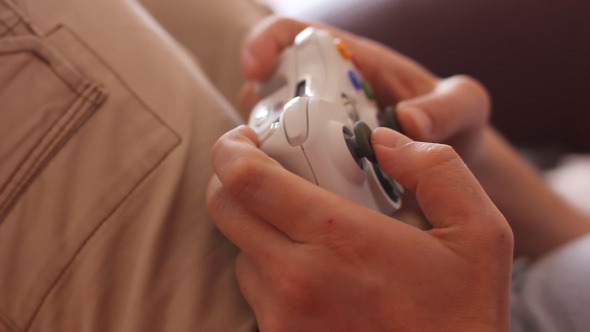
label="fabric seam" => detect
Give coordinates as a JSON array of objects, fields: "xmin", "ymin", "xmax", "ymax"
[
  {"xmin": 21, "ymin": 25, "xmax": 182, "ymax": 332},
  {"xmin": 0, "ymin": 4, "xmax": 182, "ymax": 329}
]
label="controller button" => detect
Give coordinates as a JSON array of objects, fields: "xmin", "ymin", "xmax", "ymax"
[
  {"xmin": 348, "ymin": 70, "xmax": 363, "ymax": 90},
  {"xmin": 283, "ymin": 97, "xmax": 309, "ymax": 146},
  {"xmin": 362, "ymin": 81, "xmax": 375, "ymax": 100},
  {"xmin": 335, "ymin": 39, "xmax": 351, "ymax": 60}
]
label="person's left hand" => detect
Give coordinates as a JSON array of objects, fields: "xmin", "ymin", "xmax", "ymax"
[
  {"xmin": 207, "ymin": 125, "xmax": 513, "ymax": 332},
  {"xmin": 239, "ymin": 17, "xmax": 491, "ymax": 166}
]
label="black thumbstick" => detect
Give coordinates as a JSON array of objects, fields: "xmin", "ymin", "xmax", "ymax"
[
  {"xmin": 344, "ymin": 121, "xmax": 404, "ymax": 203},
  {"xmin": 344, "ymin": 121, "xmax": 377, "ymax": 166},
  {"xmin": 353, "ymin": 121, "xmax": 376, "ymax": 163},
  {"xmin": 378, "ymin": 105, "xmax": 404, "ymax": 134}
]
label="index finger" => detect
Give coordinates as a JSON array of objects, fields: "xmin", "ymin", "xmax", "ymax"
[
  {"xmin": 241, "ymin": 17, "xmax": 311, "ymax": 81},
  {"xmin": 210, "ymin": 125, "xmax": 366, "ymax": 243},
  {"xmin": 242, "ymin": 16, "xmax": 438, "ymax": 104}
]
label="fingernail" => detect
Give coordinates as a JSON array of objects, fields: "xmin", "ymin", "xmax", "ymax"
[
  {"xmin": 372, "ymin": 127, "xmax": 412, "ymax": 149},
  {"xmin": 397, "ymin": 105, "xmax": 432, "ymax": 137}
]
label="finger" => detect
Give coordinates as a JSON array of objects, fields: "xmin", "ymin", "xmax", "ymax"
[
  {"xmin": 396, "ymin": 75, "xmax": 491, "ymax": 142},
  {"xmin": 242, "ymin": 16, "xmax": 311, "ymax": 81},
  {"xmin": 242, "ymin": 16, "xmax": 438, "ymax": 105},
  {"xmin": 210, "ymin": 126, "xmax": 366, "ymax": 243},
  {"xmin": 207, "ymin": 175, "xmax": 291, "ymax": 259},
  {"xmin": 348, "ymin": 39, "xmax": 438, "ymax": 106},
  {"xmin": 234, "ymin": 253, "xmax": 266, "ymax": 317},
  {"xmin": 371, "ymin": 127, "xmax": 500, "ymax": 230},
  {"xmin": 238, "ymin": 81, "xmax": 260, "ymax": 119}
]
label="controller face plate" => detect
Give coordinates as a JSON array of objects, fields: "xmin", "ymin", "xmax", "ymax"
[{"xmin": 248, "ymin": 28, "xmax": 403, "ymax": 214}]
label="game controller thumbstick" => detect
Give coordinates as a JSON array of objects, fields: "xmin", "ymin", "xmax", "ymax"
[
  {"xmin": 378, "ymin": 106, "xmax": 404, "ymax": 134},
  {"xmin": 345, "ymin": 121, "xmax": 377, "ymax": 166}
]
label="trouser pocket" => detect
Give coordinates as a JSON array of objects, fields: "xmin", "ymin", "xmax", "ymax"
[
  {"xmin": 0, "ymin": 2, "xmax": 180, "ymax": 330},
  {"xmin": 0, "ymin": 33, "xmax": 107, "ymax": 221}
]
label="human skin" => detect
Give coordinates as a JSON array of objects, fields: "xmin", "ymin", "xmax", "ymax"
[
  {"xmin": 207, "ymin": 15, "xmax": 589, "ymax": 332},
  {"xmin": 239, "ymin": 16, "xmax": 590, "ymax": 259},
  {"xmin": 207, "ymin": 125, "xmax": 513, "ymax": 332}
]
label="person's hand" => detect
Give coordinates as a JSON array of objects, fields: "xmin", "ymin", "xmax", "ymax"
[
  {"xmin": 207, "ymin": 125, "xmax": 513, "ymax": 332},
  {"xmin": 239, "ymin": 16, "xmax": 491, "ymax": 165}
]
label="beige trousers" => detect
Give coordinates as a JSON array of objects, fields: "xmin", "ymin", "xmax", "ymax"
[{"xmin": 0, "ymin": 0, "xmax": 257, "ymax": 330}]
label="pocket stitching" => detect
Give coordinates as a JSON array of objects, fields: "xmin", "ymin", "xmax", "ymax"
[{"xmin": 0, "ymin": 83, "xmax": 107, "ymax": 222}]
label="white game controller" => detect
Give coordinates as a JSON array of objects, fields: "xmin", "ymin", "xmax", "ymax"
[{"xmin": 248, "ymin": 27, "xmax": 403, "ymax": 214}]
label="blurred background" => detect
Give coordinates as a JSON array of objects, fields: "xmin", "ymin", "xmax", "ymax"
[
  {"xmin": 260, "ymin": 0, "xmax": 590, "ymax": 160},
  {"xmin": 141, "ymin": 0, "xmax": 590, "ymax": 213}
]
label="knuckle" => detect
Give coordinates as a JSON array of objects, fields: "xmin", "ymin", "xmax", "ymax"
[
  {"xmin": 486, "ymin": 215, "xmax": 514, "ymax": 250},
  {"xmin": 449, "ymin": 74, "xmax": 481, "ymax": 92},
  {"xmin": 397, "ymin": 142, "xmax": 464, "ymax": 189},
  {"xmin": 223, "ymin": 155, "xmax": 268, "ymax": 202},
  {"xmin": 469, "ymin": 211, "xmax": 514, "ymax": 256},
  {"xmin": 272, "ymin": 258, "xmax": 308, "ymax": 290},
  {"xmin": 210, "ymin": 130, "xmax": 240, "ymax": 164},
  {"xmin": 422, "ymin": 144, "xmax": 463, "ymax": 184},
  {"xmin": 451, "ymin": 74, "xmax": 492, "ymax": 118},
  {"xmin": 423, "ymin": 143, "xmax": 460, "ymax": 166}
]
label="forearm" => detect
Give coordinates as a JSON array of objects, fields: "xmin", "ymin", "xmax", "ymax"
[{"xmin": 472, "ymin": 127, "xmax": 590, "ymax": 259}]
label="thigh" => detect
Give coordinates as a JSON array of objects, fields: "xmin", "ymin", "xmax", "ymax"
[
  {"xmin": 140, "ymin": 0, "xmax": 271, "ymax": 110},
  {"xmin": 0, "ymin": 0, "xmax": 253, "ymax": 331}
]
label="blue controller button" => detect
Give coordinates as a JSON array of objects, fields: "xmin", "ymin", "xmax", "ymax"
[{"xmin": 348, "ymin": 70, "xmax": 363, "ymax": 90}]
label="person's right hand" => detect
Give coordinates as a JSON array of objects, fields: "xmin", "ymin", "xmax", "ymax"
[
  {"xmin": 207, "ymin": 125, "xmax": 514, "ymax": 332},
  {"xmin": 239, "ymin": 16, "xmax": 491, "ymax": 166}
]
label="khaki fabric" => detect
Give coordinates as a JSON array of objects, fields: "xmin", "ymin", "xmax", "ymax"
[
  {"xmin": 140, "ymin": 0, "xmax": 272, "ymax": 111},
  {"xmin": 0, "ymin": 0, "xmax": 255, "ymax": 331}
]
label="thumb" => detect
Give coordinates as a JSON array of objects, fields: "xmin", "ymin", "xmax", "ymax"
[
  {"xmin": 371, "ymin": 127, "xmax": 499, "ymax": 230},
  {"xmin": 395, "ymin": 75, "xmax": 490, "ymax": 142}
]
